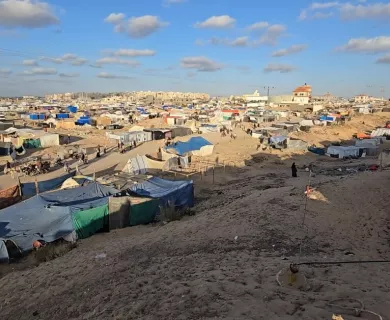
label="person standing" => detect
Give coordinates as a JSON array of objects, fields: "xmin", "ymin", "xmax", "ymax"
[{"xmin": 291, "ymin": 162, "xmax": 298, "ymax": 178}]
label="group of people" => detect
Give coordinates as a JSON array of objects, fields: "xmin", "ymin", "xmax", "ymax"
[{"xmin": 118, "ymin": 140, "xmax": 137, "ymax": 153}]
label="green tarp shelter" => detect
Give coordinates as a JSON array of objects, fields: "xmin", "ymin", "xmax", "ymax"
[
  {"xmin": 72, "ymin": 204, "xmax": 109, "ymax": 239},
  {"xmin": 129, "ymin": 197, "xmax": 159, "ymax": 226},
  {"xmin": 23, "ymin": 138, "xmax": 41, "ymax": 149}
]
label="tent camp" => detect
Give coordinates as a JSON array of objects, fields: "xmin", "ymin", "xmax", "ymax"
[
  {"xmin": 0, "ymin": 183, "xmax": 117, "ymax": 262},
  {"xmin": 165, "ymin": 137, "xmax": 213, "ymax": 156},
  {"xmin": 129, "ymin": 177, "xmax": 194, "ymax": 210}
]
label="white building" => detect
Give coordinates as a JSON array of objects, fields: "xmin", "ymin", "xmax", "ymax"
[
  {"xmin": 354, "ymin": 94, "xmax": 369, "ymax": 103},
  {"xmin": 243, "ymin": 90, "xmax": 268, "ymax": 103}
]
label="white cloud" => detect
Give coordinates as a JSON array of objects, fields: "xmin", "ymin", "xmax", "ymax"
[
  {"xmin": 247, "ymin": 21, "xmax": 269, "ymax": 32},
  {"xmin": 0, "ymin": 69, "xmax": 12, "ymax": 76},
  {"xmin": 71, "ymin": 58, "xmax": 88, "ymax": 66},
  {"xmin": 263, "ymin": 63, "xmax": 296, "ymax": 73},
  {"xmin": 61, "ymin": 53, "xmax": 78, "ymax": 61},
  {"xmin": 195, "ymin": 15, "xmax": 236, "ymax": 29},
  {"xmin": 376, "ymin": 54, "xmax": 390, "ymax": 63},
  {"xmin": 59, "ymin": 72, "xmax": 79, "ymax": 77},
  {"xmin": 272, "ymin": 44, "xmax": 307, "ymax": 57},
  {"xmin": 210, "ymin": 36, "xmax": 250, "ymax": 47},
  {"xmin": 180, "ymin": 56, "xmax": 223, "ymax": 72},
  {"xmin": 337, "ymin": 36, "xmax": 390, "ymax": 53},
  {"xmin": 260, "ymin": 24, "xmax": 286, "ymax": 45},
  {"xmin": 299, "ymin": 2, "xmax": 390, "ymax": 21},
  {"xmin": 104, "ymin": 13, "xmax": 125, "ymax": 24},
  {"xmin": 96, "ymin": 57, "xmax": 140, "ymax": 67},
  {"xmin": 105, "ymin": 13, "xmax": 169, "ymax": 38},
  {"xmin": 40, "ymin": 54, "xmax": 87, "ymax": 65},
  {"xmin": 310, "ymin": 2, "xmax": 339, "ymax": 10},
  {"xmin": 22, "ymin": 67, "xmax": 57, "ymax": 75},
  {"xmin": 340, "ymin": 3, "xmax": 390, "ymax": 20},
  {"xmin": 22, "ymin": 59, "xmax": 38, "ymax": 66},
  {"xmin": 0, "ymin": 0, "xmax": 59, "ymax": 28},
  {"xmin": 110, "ymin": 49, "xmax": 156, "ymax": 57},
  {"xmin": 97, "ymin": 72, "xmax": 132, "ymax": 79},
  {"xmin": 40, "ymin": 56, "xmax": 63, "ymax": 64}
]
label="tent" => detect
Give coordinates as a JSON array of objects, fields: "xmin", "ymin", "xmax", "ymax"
[
  {"xmin": 165, "ymin": 137, "xmax": 213, "ymax": 156},
  {"xmin": 61, "ymin": 175, "xmax": 94, "ymax": 189},
  {"xmin": 40, "ymin": 133, "xmax": 60, "ymax": 147},
  {"xmin": 122, "ymin": 155, "xmax": 179, "ymax": 175},
  {"xmin": 0, "ymin": 142, "xmax": 11, "ymax": 156},
  {"xmin": 129, "ymin": 177, "xmax": 194, "ymax": 210},
  {"xmin": 327, "ymin": 146, "xmax": 360, "ymax": 159},
  {"xmin": 0, "ymin": 183, "xmax": 117, "ymax": 262},
  {"xmin": 67, "ymin": 106, "xmax": 78, "ymax": 113}
]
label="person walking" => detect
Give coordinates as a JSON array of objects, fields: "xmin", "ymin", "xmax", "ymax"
[{"xmin": 291, "ymin": 162, "xmax": 298, "ymax": 177}]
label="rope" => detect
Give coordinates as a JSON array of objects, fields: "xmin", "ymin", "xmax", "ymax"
[{"xmin": 328, "ymin": 299, "xmax": 383, "ymax": 320}]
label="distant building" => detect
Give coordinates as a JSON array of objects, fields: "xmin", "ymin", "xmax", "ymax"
[
  {"xmin": 243, "ymin": 90, "xmax": 268, "ymax": 103},
  {"xmin": 354, "ymin": 94, "xmax": 370, "ymax": 103},
  {"xmin": 292, "ymin": 84, "xmax": 312, "ymax": 104}
]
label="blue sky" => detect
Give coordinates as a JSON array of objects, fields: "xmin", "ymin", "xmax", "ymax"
[{"xmin": 0, "ymin": 0, "xmax": 389, "ymax": 97}]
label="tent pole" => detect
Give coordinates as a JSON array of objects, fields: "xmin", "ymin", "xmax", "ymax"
[{"xmin": 35, "ymin": 178, "xmax": 39, "ymax": 195}]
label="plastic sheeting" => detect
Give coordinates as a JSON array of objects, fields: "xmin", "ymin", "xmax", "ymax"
[
  {"xmin": 23, "ymin": 139, "xmax": 41, "ymax": 149},
  {"xmin": 40, "ymin": 133, "xmax": 60, "ymax": 147},
  {"xmin": 165, "ymin": 137, "xmax": 212, "ymax": 156},
  {"xmin": 21, "ymin": 171, "xmax": 76, "ymax": 198},
  {"xmin": 129, "ymin": 197, "xmax": 159, "ymax": 226},
  {"xmin": 0, "ymin": 183, "xmax": 117, "ymax": 259},
  {"xmin": 270, "ymin": 136, "xmax": 288, "ymax": 144},
  {"xmin": 122, "ymin": 155, "xmax": 147, "ymax": 175},
  {"xmin": 327, "ymin": 146, "xmax": 360, "ymax": 158},
  {"xmin": 72, "ymin": 204, "xmax": 108, "ymax": 239},
  {"xmin": 129, "ymin": 177, "xmax": 194, "ymax": 210},
  {"xmin": 0, "ymin": 185, "xmax": 21, "ymax": 209},
  {"xmin": 355, "ymin": 139, "xmax": 379, "ymax": 147},
  {"xmin": 371, "ymin": 128, "xmax": 390, "ymax": 137}
]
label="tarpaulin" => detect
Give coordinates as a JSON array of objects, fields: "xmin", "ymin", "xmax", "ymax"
[
  {"xmin": 129, "ymin": 197, "xmax": 159, "ymax": 226},
  {"xmin": 0, "ymin": 185, "xmax": 21, "ymax": 209},
  {"xmin": 165, "ymin": 137, "xmax": 212, "ymax": 156},
  {"xmin": 72, "ymin": 204, "xmax": 108, "ymax": 239},
  {"xmin": 122, "ymin": 155, "xmax": 147, "ymax": 175},
  {"xmin": 0, "ymin": 142, "xmax": 11, "ymax": 156},
  {"xmin": 270, "ymin": 136, "xmax": 288, "ymax": 144},
  {"xmin": 0, "ymin": 183, "xmax": 117, "ymax": 259},
  {"xmin": 39, "ymin": 133, "xmax": 60, "ymax": 147},
  {"xmin": 129, "ymin": 177, "xmax": 194, "ymax": 209},
  {"xmin": 21, "ymin": 171, "xmax": 76, "ymax": 198},
  {"xmin": 23, "ymin": 139, "xmax": 41, "ymax": 149},
  {"xmin": 327, "ymin": 146, "xmax": 360, "ymax": 158}
]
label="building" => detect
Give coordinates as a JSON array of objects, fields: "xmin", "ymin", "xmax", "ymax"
[
  {"xmin": 243, "ymin": 90, "xmax": 268, "ymax": 103},
  {"xmin": 354, "ymin": 94, "xmax": 370, "ymax": 103},
  {"xmin": 292, "ymin": 84, "xmax": 312, "ymax": 105}
]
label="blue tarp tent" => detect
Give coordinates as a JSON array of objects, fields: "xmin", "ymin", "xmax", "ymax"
[
  {"xmin": 165, "ymin": 137, "xmax": 212, "ymax": 156},
  {"xmin": 0, "ymin": 183, "xmax": 117, "ymax": 260},
  {"xmin": 75, "ymin": 116, "xmax": 91, "ymax": 126},
  {"xmin": 67, "ymin": 106, "xmax": 78, "ymax": 113},
  {"xmin": 129, "ymin": 177, "xmax": 194, "ymax": 210}
]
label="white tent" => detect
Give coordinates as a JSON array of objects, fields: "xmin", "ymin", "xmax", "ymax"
[{"xmin": 327, "ymin": 146, "xmax": 360, "ymax": 159}]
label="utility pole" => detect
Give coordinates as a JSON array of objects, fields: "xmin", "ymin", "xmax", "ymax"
[{"xmin": 264, "ymin": 86, "xmax": 275, "ymax": 97}]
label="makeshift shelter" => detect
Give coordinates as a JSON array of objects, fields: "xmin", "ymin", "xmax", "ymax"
[
  {"xmin": 61, "ymin": 175, "xmax": 94, "ymax": 189},
  {"xmin": 327, "ymin": 146, "xmax": 360, "ymax": 159},
  {"xmin": 165, "ymin": 137, "xmax": 213, "ymax": 156},
  {"xmin": 0, "ymin": 183, "xmax": 117, "ymax": 262},
  {"xmin": 287, "ymin": 138, "xmax": 308, "ymax": 150},
  {"xmin": 39, "ymin": 133, "xmax": 60, "ymax": 147},
  {"xmin": 56, "ymin": 120, "xmax": 76, "ymax": 130},
  {"xmin": 199, "ymin": 124, "xmax": 218, "ymax": 133},
  {"xmin": 122, "ymin": 154, "xmax": 179, "ymax": 175},
  {"xmin": 171, "ymin": 127, "xmax": 192, "ymax": 138},
  {"xmin": 67, "ymin": 106, "xmax": 78, "ymax": 113},
  {"xmin": 129, "ymin": 177, "xmax": 194, "ymax": 210},
  {"xmin": 0, "ymin": 142, "xmax": 11, "ymax": 156},
  {"xmin": 371, "ymin": 128, "xmax": 390, "ymax": 137},
  {"xmin": 269, "ymin": 136, "xmax": 288, "ymax": 149},
  {"xmin": 143, "ymin": 128, "xmax": 172, "ymax": 140}
]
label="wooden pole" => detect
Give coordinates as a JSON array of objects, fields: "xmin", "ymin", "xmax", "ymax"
[
  {"xmin": 34, "ymin": 177, "xmax": 39, "ymax": 195},
  {"xmin": 380, "ymin": 151, "xmax": 383, "ymax": 171},
  {"xmin": 212, "ymin": 165, "xmax": 215, "ymax": 184},
  {"xmin": 17, "ymin": 176, "xmax": 22, "ymax": 197}
]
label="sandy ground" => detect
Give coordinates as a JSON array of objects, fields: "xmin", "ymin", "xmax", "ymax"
[{"xmin": 0, "ymin": 113, "xmax": 390, "ymax": 319}]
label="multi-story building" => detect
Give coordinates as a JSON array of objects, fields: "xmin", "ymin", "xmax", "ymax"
[
  {"xmin": 292, "ymin": 84, "xmax": 312, "ymax": 104},
  {"xmin": 354, "ymin": 94, "xmax": 370, "ymax": 103}
]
